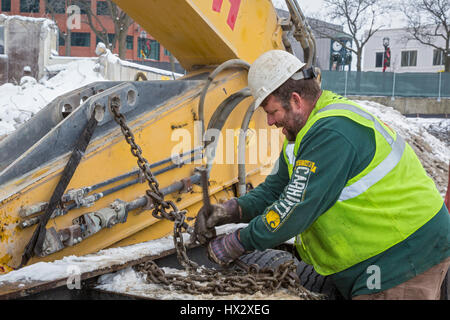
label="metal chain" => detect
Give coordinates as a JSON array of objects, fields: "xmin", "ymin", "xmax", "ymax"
[
  {"xmin": 110, "ymin": 96, "xmax": 196, "ymax": 270},
  {"xmin": 109, "ymin": 96, "xmax": 322, "ymax": 299},
  {"xmin": 134, "ymin": 259, "xmax": 324, "ymax": 299}
]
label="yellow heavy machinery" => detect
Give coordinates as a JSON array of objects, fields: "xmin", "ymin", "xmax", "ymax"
[{"xmin": 0, "ymin": 0, "xmax": 317, "ymax": 275}]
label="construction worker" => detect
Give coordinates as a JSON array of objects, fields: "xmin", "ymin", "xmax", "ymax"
[{"xmin": 191, "ymin": 50, "xmax": 450, "ymax": 300}]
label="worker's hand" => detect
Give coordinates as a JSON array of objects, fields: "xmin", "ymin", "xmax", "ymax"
[
  {"xmin": 207, "ymin": 230, "xmax": 246, "ymax": 266},
  {"xmin": 190, "ymin": 198, "xmax": 241, "ymax": 245}
]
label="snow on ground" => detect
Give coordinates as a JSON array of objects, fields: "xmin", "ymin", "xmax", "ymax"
[
  {"xmin": 407, "ymin": 117, "xmax": 450, "ymax": 148},
  {"xmin": 0, "ymin": 59, "xmax": 105, "ymax": 136}
]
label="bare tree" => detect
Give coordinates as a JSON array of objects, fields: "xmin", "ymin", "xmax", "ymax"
[
  {"xmin": 313, "ymin": 0, "xmax": 391, "ymax": 71},
  {"xmin": 401, "ymin": 0, "xmax": 450, "ymax": 72},
  {"xmin": 76, "ymin": 0, "xmax": 133, "ymax": 59}
]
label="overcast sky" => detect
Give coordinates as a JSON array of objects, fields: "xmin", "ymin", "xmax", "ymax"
[
  {"xmin": 271, "ymin": 0, "xmax": 325, "ymax": 16},
  {"xmin": 271, "ymin": 0, "xmax": 406, "ymax": 28}
]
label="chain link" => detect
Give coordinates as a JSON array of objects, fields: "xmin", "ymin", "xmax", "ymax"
[
  {"xmin": 134, "ymin": 259, "xmax": 323, "ymax": 299},
  {"xmin": 110, "ymin": 96, "xmax": 323, "ymax": 299},
  {"xmin": 110, "ymin": 96, "xmax": 197, "ymax": 270}
]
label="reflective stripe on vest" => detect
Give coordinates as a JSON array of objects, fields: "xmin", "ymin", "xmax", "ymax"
[{"xmin": 317, "ymin": 104, "xmax": 406, "ymax": 201}]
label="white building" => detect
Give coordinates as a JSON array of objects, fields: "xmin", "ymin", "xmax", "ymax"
[{"xmin": 363, "ymin": 27, "xmax": 446, "ymax": 73}]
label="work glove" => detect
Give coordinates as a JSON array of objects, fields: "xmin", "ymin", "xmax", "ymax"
[
  {"xmin": 191, "ymin": 198, "xmax": 241, "ymax": 245},
  {"xmin": 207, "ymin": 229, "xmax": 246, "ymax": 266}
]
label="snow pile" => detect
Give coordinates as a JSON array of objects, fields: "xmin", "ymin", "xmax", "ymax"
[
  {"xmin": 0, "ymin": 59, "xmax": 105, "ymax": 136},
  {"xmin": 94, "ymin": 42, "xmax": 181, "ymax": 79},
  {"xmin": 407, "ymin": 118, "xmax": 450, "ymax": 148},
  {"xmin": 357, "ymin": 100, "xmax": 449, "ymax": 196},
  {"xmin": 0, "ymin": 233, "xmax": 187, "ymax": 284}
]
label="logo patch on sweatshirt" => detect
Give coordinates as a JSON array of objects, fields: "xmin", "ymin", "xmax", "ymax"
[
  {"xmin": 295, "ymin": 160, "xmax": 317, "ymax": 173},
  {"xmin": 265, "ymin": 210, "xmax": 281, "ymax": 229}
]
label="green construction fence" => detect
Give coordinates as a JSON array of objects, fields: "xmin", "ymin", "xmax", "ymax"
[{"xmin": 321, "ymin": 71, "xmax": 450, "ymax": 99}]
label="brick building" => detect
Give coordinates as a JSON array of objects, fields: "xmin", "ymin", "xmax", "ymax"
[{"xmin": 0, "ymin": 0, "xmax": 171, "ymax": 63}]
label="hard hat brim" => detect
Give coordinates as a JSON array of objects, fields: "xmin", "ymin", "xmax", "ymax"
[{"xmin": 253, "ymin": 96, "xmax": 265, "ymax": 111}]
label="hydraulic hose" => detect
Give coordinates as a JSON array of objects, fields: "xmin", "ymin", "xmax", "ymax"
[
  {"xmin": 18, "ymin": 149, "xmax": 203, "ymax": 229},
  {"xmin": 237, "ymin": 101, "xmax": 257, "ymax": 196},
  {"xmin": 198, "ymin": 59, "xmax": 250, "ymax": 147},
  {"xmin": 204, "ymin": 88, "xmax": 252, "ymax": 175}
]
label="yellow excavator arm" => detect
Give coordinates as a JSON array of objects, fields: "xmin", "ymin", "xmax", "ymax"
[{"xmin": 112, "ymin": 0, "xmax": 285, "ymax": 69}]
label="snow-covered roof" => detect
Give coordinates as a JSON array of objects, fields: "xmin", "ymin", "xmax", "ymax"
[{"xmin": 0, "ymin": 13, "xmax": 58, "ymax": 39}]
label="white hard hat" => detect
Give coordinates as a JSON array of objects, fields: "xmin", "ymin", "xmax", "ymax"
[{"xmin": 248, "ymin": 50, "xmax": 309, "ymax": 109}]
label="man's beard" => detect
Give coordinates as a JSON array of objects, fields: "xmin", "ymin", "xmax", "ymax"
[{"xmin": 281, "ymin": 110, "xmax": 304, "ymax": 141}]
